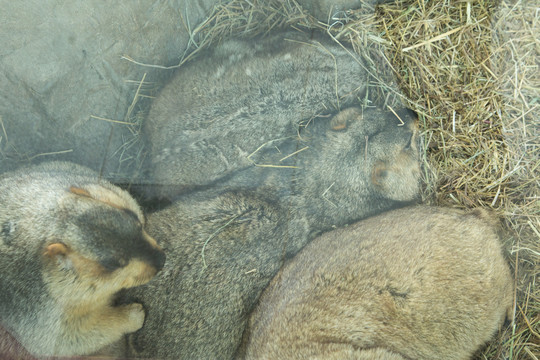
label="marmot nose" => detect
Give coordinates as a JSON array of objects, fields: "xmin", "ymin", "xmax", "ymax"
[
  {"xmin": 137, "ymin": 238, "xmax": 167, "ymax": 272},
  {"xmin": 153, "ymin": 249, "xmax": 166, "ymax": 272},
  {"xmin": 140, "ymin": 231, "xmax": 166, "ymax": 271}
]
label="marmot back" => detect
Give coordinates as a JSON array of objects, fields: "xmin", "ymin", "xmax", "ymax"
[
  {"xmin": 142, "ymin": 30, "xmax": 369, "ymax": 199},
  {"xmin": 240, "ymin": 206, "xmax": 513, "ymax": 360},
  {"xmin": 0, "ymin": 162, "xmax": 165, "ymax": 357},
  {"xmin": 124, "ymin": 191, "xmax": 286, "ymax": 360}
]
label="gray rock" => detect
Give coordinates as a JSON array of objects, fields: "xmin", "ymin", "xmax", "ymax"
[{"xmin": 0, "ymin": 0, "xmax": 224, "ymax": 181}]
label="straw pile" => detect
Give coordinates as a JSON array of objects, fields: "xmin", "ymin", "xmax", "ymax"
[{"xmin": 176, "ymin": 0, "xmax": 538, "ymax": 358}]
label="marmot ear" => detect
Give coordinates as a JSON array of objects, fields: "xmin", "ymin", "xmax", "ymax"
[
  {"xmin": 44, "ymin": 243, "xmax": 68, "ymax": 257},
  {"xmin": 44, "ymin": 243, "xmax": 75, "ymax": 271},
  {"xmin": 69, "ymin": 186, "xmax": 92, "ymax": 198},
  {"xmin": 330, "ymin": 107, "xmax": 362, "ymax": 131},
  {"xmin": 371, "ymin": 162, "xmax": 389, "ymax": 187},
  {"xmin": 68, "ymin": 185, "xmax": 135, "ymax": 213}
]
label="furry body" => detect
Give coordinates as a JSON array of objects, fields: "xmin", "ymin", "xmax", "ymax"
[
  {"xmin": 125, "ymin": 106, "xmax": 421, "ymax": 359},
  {"xmin": 142, "ymin": 30, "xmax": 370, "ymax": 199},
  {"xmin": 241, "ymin": 206, "xmax": 513, "ymax": 360}
]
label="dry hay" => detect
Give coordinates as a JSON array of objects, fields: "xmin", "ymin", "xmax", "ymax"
[
  {"xmin": 364, "ymin": 1, "xmax": 539, "ymax": 358},
  {"xmin": 182, "ymin": 0, "xmax": 539, "ymax": 358}
]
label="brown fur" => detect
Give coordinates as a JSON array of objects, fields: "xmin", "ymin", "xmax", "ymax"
[
  {"xmin": 330, "ymin": 107, "xmax": 362, "ymax": 130},
  {"xmin": 0, "ymin": 162, "xmax": 165, "ymax": 357},
  {"xmin": 240, "ymin": 206, "xmax": 513, "ymax": 360}
]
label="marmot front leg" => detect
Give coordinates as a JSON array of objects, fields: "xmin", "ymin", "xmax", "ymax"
[{"xmin": 59, "ymin": 302, "xmax": 145, "ymax": 355}]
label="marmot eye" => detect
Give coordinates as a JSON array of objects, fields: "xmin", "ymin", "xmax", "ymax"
[
  {"xmin": 122, "ymin": 209, "xmax": 141, "ymax": 223},
  {"xmin": 403, "ymin": 133, "xmax": 416, "ymax": 150},
  {"xmin": 404, "ymin": 136, "xmax": 413, "ymax": 149},
  {"xmin": 100, "ymin": 257, "xmax": 125, "ymax": 271},
  {"xmin": 1, "ymin": 221, "xmax": 15, "ymax": 246}
]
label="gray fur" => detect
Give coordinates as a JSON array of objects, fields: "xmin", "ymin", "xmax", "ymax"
[
  {"xmin": 295, "ymin": 0, "xmax": 363, "ymax": 21},
  {"xmin": 142, "ymin": 30, "xmax": 369, "ymax": 199}
]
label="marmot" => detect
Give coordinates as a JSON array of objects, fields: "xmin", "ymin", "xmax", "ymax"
[
  {"xmin": 141, "ymin": 30, "xmax": 370, "ymax": 199},
  {"xmin": 0, "ymin": 162, "xmax": 165, "ymax": 357},
  {"xmin": 240, "ymin": 206, "xmax": 513, "ymax": 360}
]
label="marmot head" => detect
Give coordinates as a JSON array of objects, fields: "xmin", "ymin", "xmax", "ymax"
[
  {"xmin": 0, "ymin": 162, "xmax": 165, "ymax": 304},
  {"xmin": 290, "ymin": 106, "xmax": 421, "ymax": 226}
]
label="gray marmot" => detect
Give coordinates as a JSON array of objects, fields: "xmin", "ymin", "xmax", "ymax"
[
  {"xmin": 123, "ymin": 106, "xmax": 421, "ymax": 359},
  {"xmin": 0, "ymin": 162, "xmax": 165, "ymax": 357},
  {"xmin": 240, "ymin": 206, "xmax": 513, "ymax": 360},
  {"xmin": 142, "ymin": 30, "xmax": 369, "ymax": 199}
]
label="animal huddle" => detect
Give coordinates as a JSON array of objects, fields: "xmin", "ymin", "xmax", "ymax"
[{"xmin": 0, "ymin": 30, "xmax": 512, "ymax": 360}]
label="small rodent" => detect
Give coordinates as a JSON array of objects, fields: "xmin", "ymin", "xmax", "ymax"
[
  {"xmin": 0, "ymin": 162, "xmax": 165, "ymax": 357},
  {"xmin": 240, "ymin": 206, "xmax": 513, "ymax": 360},
  {"xmin": 142, "ymin": 30, "xmax": 369, "ymax": 200}
]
